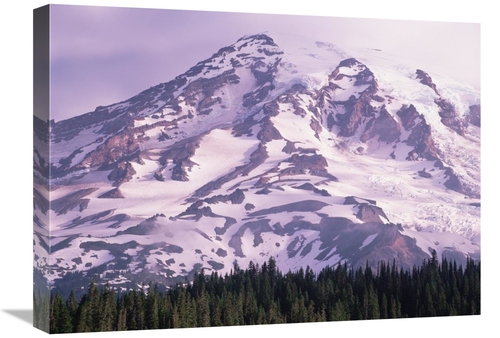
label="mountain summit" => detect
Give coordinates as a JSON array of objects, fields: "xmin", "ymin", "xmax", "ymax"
[{"xmin": 34, "ymin": 33, "xmax": 480, "ymax": 291}]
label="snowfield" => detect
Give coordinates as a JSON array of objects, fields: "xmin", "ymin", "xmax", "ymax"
[{"xmin": 34, "ymin": 32, "xmax": 480, "ymax": 290}]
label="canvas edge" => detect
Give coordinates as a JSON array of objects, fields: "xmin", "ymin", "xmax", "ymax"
[{"xmin": 33, "ymin": 4, "xmax": 51, "ymax": 334}]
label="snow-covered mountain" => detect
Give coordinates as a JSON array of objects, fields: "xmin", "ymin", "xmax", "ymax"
[{"xmin": 33, "ymin": 32, "xmax": 480, "ymax": 291}]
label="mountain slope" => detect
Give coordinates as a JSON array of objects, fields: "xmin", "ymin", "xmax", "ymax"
[{"xmin": 33, "ymin": 32, "xmax": 480, "ymax": 290}]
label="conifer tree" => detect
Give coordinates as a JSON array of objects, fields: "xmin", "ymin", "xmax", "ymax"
[
  {"xmin": 98, "ymin": 283, "xmax": 116, "ymax": 331},
  {"xmin": 197, "ymin": 283, "xmax": 211, "ymax": 327},
  {"xmin": 45, "ymin": 254, "xmax": 480, "ymax": 330},
  {"xmin": 145, "ymin": 283, "xmax": 159, "ymax": 329}
]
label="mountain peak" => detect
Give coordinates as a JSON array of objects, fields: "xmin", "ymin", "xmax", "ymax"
[
  {"xmin": 237, "ymin": 32, "xmax": 278, "ymax": 45},
  {"xmin": 34, "ymin": 30, "xmax": 480, "ymax": 292}
]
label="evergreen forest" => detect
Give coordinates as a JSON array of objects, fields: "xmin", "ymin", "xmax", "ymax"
[{"xmin": 34, "ymin": 254, "xmax": 480, "ymax": 334}]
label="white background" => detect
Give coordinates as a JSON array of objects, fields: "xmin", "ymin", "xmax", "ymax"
[{"xmin": 0, "ymin": 1, "xmax": 496, "ymax": 337}]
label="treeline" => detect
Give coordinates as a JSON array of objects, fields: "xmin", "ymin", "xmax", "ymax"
[{"xmin": 35, "ymin": 254, "xmax": 480, "ymax": 333}]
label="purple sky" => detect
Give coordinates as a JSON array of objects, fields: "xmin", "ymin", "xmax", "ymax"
[{"xmin": 49, "ymin": 4, "xmax": 480, "ymax": 122}]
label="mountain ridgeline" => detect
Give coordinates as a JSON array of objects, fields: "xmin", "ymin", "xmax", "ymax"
[{"xmin": 33, "ymin": 33, "xmax": 480, "ymax": 293}]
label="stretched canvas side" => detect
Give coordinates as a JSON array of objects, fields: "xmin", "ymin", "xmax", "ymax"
[{"xmin": 33, "ymin": 4, "xmax": 51, "ymax": 333}]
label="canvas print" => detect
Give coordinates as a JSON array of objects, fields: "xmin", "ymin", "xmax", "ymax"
[{"xmin": 33, "ymin": 4, "xmax": 480, "ymax": 334}]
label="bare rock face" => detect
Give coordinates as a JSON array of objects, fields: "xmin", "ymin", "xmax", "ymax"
[
  {"xmin": 241, "ymin": 37, "xmax": 282, "ymax": 108},
  {"xmin": 335, "ymin": 58, "xmax": 378, "ymax": 93},
  {"xmin": 326, "ymin": 112, "xmax": 336, "ymax": 131},
  {"xmin": 444, "ymin": 167, "xmax": 464, "ymax": 194},
  {"xmin": 315, "ymin": 218, "xmax": 429, "ymax": 270},
  {"xmin": 215, "ymin": 248, "xmax": 228, "ymax": 258},
  {"xmin": 293, "ymin": 183, "xmax": 331, "ymax": 196},
  {"xmin": 227, "ymin": 189, "xmax": 245, "ymax": 204},
  {"xmin": 435, "ymin": 98, "xmax": 467, "ymax": 136},
  {"xmin": 256, "ymin": 186, "xmax": 272, "ymax": 195},
  {"xmin": 403, "ymin": 115, "xmax": 439, "ymax": 161},
  {"xmin": 257, "ymin": 116, "xmax": 283, "ymax": 142},
  {"xmin": 344, "ymin": 196, "xmax": 377, "ymax": 205},
  {"xmin": 153, "ymin": 171, "xmax": 164, "ymax": 182},
  {"xmin": 467, "ymin": 104, "xmax": 481, "ymax": 127},
  {"xmin": 78, "ymin": 132, "xmax": 140, "ymax": 170},
  {"xmin": 245, "ymin": 203, "xmax": 255, "ymax": 211},
  {"xmin": 159, "ymin": 137, "xmax": 201, "ymax": 182},
  {"xmin": 397, "ymin": 104, "xmax": 421, "ymax": 131},
  {"xmin": 262, "ymin": 100, "xmax": 281, "ymax": 117},
  {"xmin": 52, "ymin": 73, "xmax": 184, "ymax": 146},
  {"xmin": 413, "ymin": 70, "xmax": 468, "ymax": 136},
  {"xmin": 355, "ymin": 203, "xmax": 389, "ymax": 223},
  {"xmin": 180, "ymin": 69, "xmax": 240, "ymax": 115},
  {"xmin": 243, "ymin": 83, "xmax": 277, "ymax": 108},
  {"xmin": 249, "ymin": 200, "xmax": 330, "ymax": 216},
  {"xmin": 98, "ymin": 188, "xmax": 125, "ymax": 199},
  {"xmin": 416, "ymin": 69, "xmax": 439, "ymax": 95},
  {"xmin": 277, "ymin": 84, "xmax": 309, "ymax": 116},
  {"xmin": 176, "ymin": 200, "xmax": 217, "ymax": 221},
  {"xmin": 338, "ymin": 93, "xmax": 374, "ymax": 137},
  {"xmin": 319, "ymin": 58, "xmax": 379, "ymax": 137},
  {"xmin": 107, "ymin": 161, "xmax": 137, "ymax": 186},
  {"xmin": 197, "ymin": 96, "xmax": 222, "ymax": 115},
  {"xmin": 418, "ymin": 168, "xmax": 432, "ymax": 178},
  {"xmin": 51, "ymin": 107, "xmax": 125, "ymax": 143},
  {"xmin": 360, "ymin": 106, "xmax": 401, "ymax": 143},
  {"xmin": 282, "ymin": 141, "xmax": 298, "ymax": 154},
  {"xmin": 310, "ymin": 117, "xmax": 322, "ymax": 139},
  {"xmin": 204, "ymin": 189, "xmax": 246, "ymax": 205},
  {"xmin": 344, "ymin": 196, "xmax": 386, "ymax": 223},
  {"xmin": 281, "ymin": 154, "xmax": 338, "ymax": 181},
  {"xmin": 336, "ymin": 58, "xmax": 359, "ymax": 68},
  {"xmin": 232, "ymin": 114, "xmax": 259, "ymax": 137}
]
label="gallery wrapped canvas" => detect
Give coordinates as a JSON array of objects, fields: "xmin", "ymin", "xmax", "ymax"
[{"xmin": 33, "ymin": 4, "xmax": 480, "ymax": 334}]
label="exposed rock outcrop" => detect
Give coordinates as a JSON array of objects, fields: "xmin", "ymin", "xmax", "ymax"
[
  {"xmin": 314, "ymin": 218, "xmax": 429, "ymax": 270},
  {"xmin": 416, "ymin": 69, "xmax": 439, "ymax": 95},
  {"xmin": 107, "ymin": 161, "xmax": 136, "ymax": 186},
  {"xmin": 360, "ymin": 106, "xmax": 401, "ymax": 143},
  {"xmin": 396, "ymin": 104, "xmax": 421, "ymax": 131},
  {"xmin": 344, "ymin": 196, "xmax": 377, "ymax": 206},
  {"xmin": 76, "ymin": 132, "xmax": 140, "ymax": 171},
  {"xmin": 418, "ymin": 168, "xmax": 432, "ymax": 178},
  {"xmin": 444, "ymin": 167, "xmax": 464, "ymax": 194},
  {"xmin": 338, "ymin": 93, "xmax": 374, "ymax": 137},
  {"xmin": 355, "ymin": 203, "xmax": 389, "ymax": 223},
  {"xmin": 435, "ymin": 98, "xmax": 467, "ymax": 136},
  {"xmin": 249, "ymin": 200, "xmax": 329, "ymax": 217},
  {"xmin": 404, "ymin": 116, "xmax": 438, "ymax": 161},
  {"xmin": 293, "ymin": 183, "xmax": 331, "ymax": 196},
  {"xmin": 204, "ymin": 189, "xmax": 246, "ymax": 205},
  {"xmin": 159, "ymin": 137, "xmax": 201, "ymax": 182},
  {"xmin": 98, "ymin": 188, "xmax": 125, "ymax": 199},
  {"xmin": 281, "ymin": 154, "xmax": 338, "ymax": 181},
  {"xmin": 257, "ymin": 116, "xmax": 283, "ymax": 142},
  {"xmin": 467, "ymin": 104, "xmax": 481, "ymax": 127}
]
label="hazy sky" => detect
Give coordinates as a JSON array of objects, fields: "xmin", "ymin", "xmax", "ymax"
[{"xmin": 49, "ymin": 4, "xmax": 480, "ymax": 122}]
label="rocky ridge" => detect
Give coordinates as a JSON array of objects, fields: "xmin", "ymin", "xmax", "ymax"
[{"xmin": 33, "ymin": 33, "xmax": 480, "ymax": 292}]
